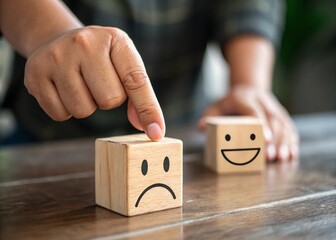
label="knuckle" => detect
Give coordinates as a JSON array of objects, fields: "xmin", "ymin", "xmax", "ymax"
[
  {"xmin": 269, "ymin": 114, "xmax": 280, "ymax": 125},
  {"xmin": 62, "ymin": 81, "xmax": 79, "ymax": 96},
  {"xmin": 47, "ymin": 44, "xmax": 64, "ymax": 66},
  {"xmin": 72, "ymin": 106, "xmax": 97, "ymax": 119},
  {"xmin": 23, "ymin": 76, "xmax": 35, "ymax": 95},
  {"xmin": 72, "ymin": 29, "xmax": 92, "ymax": 51},
  {"xmin": 121, "ymin": 68, "xmax": 148, "ymax": 92},
  {"xmin": 110, "ymin": 28, "xmax": 130, "ymax": 43},
  {"xmin": 98, "ymin": 93, "xmax": 127, "ymax": 110},
  {"xmin": 110, "ymin": 28, "xmax": 133, "ymax": 53},
  {"xmin": 51, "ymin": 113, "xmax": 71, "ymax": 122},
  {"xmin": 46, "ymin": 106, "xmax": 70, "ymax": 122},
  {"xmin": 35, "ymin": 93, "xmax": 69, "ymax": 121},
  {"xmin": 136, "ymin": 103, "xmax": 157, "ymax": 119},
  {"xmin": 24, "ymin": 73, "xmax": 41, "ymax": 98}
]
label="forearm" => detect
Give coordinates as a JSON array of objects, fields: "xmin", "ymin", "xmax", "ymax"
[
  {"xmin": 0, "ymin": 0, "xmax": 82, "ymax": 57},
  {"xmin": 223, "ymin": 35, "xmax": 275, "ymax": 91}
]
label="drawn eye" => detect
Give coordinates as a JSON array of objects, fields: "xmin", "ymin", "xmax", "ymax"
[
  {"xmin": 163, "ymin": 156, "xmax": 170, "ymax": 172},
  {"xmin": 141, "ymin": 159, "xmax": 148, "ymax": 176},
  {"xmin": 225, "ymin": 134, "xmax": 231, "ymax": 141},
  {"xmin": 250, "ymin": 133, "xmax": 256, "ymax": 141}
]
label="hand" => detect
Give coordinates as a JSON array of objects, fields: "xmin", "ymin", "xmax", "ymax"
[
  {"xmin": 198, "ymin": 85, "xmax": 299, "ymax": 162},
  {"xmin": 24, "ymin": 26, "xmax": 165, "ymax": 141}
]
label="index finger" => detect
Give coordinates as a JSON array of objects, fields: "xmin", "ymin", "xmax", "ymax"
[{"xmin": 109, "ymin": 28, "xmax": 165, "ymax": 141}]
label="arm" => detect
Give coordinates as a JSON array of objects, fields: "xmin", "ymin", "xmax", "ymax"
[
  {"xmin": 224, "ymin": 35, "xmax": 274, "ymax": 91},
  {"xmin": 0, "ymin": 0, "xmax": 82, "ymax": 57},
  {"xmin": 0, "ymin": 0, "xmax": 165, "ymax": 141}
]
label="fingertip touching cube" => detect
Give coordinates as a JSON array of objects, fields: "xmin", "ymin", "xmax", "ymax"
[
  {"xmin": 205, "ymin": 116, "xmax": 265, "ymax": 174},
  {"xmin": 95, "ymin": 134, "xmax": 183, "ymax": 216}
]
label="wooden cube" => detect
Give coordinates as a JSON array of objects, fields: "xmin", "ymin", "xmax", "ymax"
[
  {"xmin": 205, "ymin": 116, "xmax": 265, "ymax": 173},
  {"xmin": 95, "ymin": 134, "xmax": 183, "ymax": 216}
]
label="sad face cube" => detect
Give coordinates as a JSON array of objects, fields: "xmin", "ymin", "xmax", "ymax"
[
  {"xmin": 205, "ymin": 116, "xmax": 265, "ymax": 173},
  {"xmin": 95, "ymin": 134, "xmax": 183, "ymax": 216}
]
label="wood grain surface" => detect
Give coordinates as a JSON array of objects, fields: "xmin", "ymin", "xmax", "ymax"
[{"xmin": 0, "ymin": 113, "xmax": 336, "ymax": 239}]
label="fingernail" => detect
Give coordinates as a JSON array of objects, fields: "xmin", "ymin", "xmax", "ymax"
[
  {"xmin": 279, "ymin": 144, "xmax": 289, "ymax": 161},
  {"xmin": 267, "ymin": 144, "xmax": 276, "ymax": 161},
  {"xmin": 146, "ymin": 123, "xmax": 162, "ymax": 141}
]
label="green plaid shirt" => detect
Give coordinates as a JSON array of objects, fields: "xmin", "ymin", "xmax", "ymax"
[{"xmin": 4, "ymin": 0, "xmax": 284, "ymax": 140}]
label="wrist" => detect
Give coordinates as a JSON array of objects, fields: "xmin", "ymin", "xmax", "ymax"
[
  {"xmin": 230, "ymin": 77, "xmax": 271, "ymax": 92},
  {"xmin": 25, "ymin": 23, "xmax": 83, "ymax": 58},
  {"xmin": 229, "ymin": 82, "xmax": 271, "ymax": 93}
]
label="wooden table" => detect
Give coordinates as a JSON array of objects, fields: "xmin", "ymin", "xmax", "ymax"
[{"xmin": 1, "ymin": 113, "xmax": 336, "ymax": 239}]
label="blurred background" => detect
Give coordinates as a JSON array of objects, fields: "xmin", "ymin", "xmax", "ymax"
[
  {"xmin": 274, "ymin": 0, "xmax": 336, "ymax": 114},
  {"xmin": 0, "ymin": 0, "xmax": 335, "ymax": 145}
]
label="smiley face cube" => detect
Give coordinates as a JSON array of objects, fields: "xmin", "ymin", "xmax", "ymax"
[
  {"xmin": 95, "ymin": 134, "xmax": 183, "ymax": 216},
  {"xmin": 205, "ymin": 116, "xmax": 265, "ymax": 173}
]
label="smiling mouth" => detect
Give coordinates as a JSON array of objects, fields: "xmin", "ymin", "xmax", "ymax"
[
  {"xmin": 221, "ymin": 148, "xmax": 260, "ymax": 166},
  {"xmin": 135, "ymin": 183, "xmax": 176, "ymax": 207}
]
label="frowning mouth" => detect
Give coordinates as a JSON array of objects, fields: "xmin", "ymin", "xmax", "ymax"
[
  {"xmin": 135, "ymin": 183, "xmax": 176, "ymax": 207},
  {"xmin": 221, "ymin": 148, "xmax": 260, "ymax": 166}
]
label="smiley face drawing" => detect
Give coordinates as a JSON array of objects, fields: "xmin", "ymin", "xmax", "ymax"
[
  {"xmin": 221, "ymin": 133, "xmax": 261, "ymax": 166},
  {"xmin": 135, "ymin": 156, "xmax": 177, "ymax": 207},
  {"xmin": 205, "ymin": 116, "xmax": 264, "ymax": 173}
]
